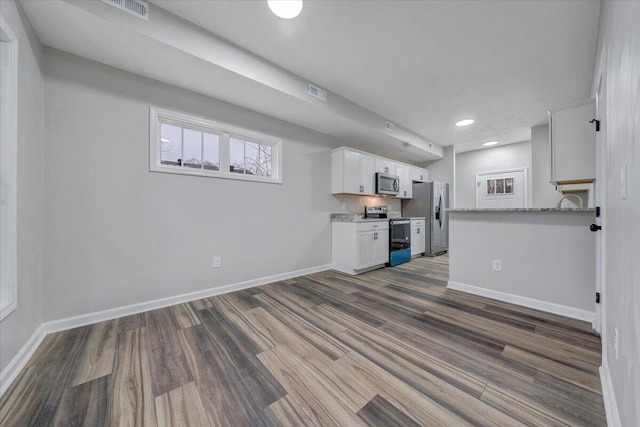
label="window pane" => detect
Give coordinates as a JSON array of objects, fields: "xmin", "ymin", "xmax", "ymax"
[
  {"xmin": 259, "ymin": 144, "xmax": 272, "ymax": 177},
  {"xmin": 203, "ymin": 133, "xmax": 219, "ymax": 171},
  {"xmin": 183, "ymin": 128, "xmax": 202, "ymax": 169},
  {"xmin": 160, "ymin": 123, "xmax": 182, "ymax": 166},
  {"xmin": 245, "ymin": 141, "xmax": 259, "ymax": 175},
  {"xmin": 230, "ymin": 137, "xmax": 244, "ymax": 174}
]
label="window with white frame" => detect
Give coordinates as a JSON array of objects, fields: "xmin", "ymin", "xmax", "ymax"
[
  {"xmin": 0, "ymin": 16, "xmax": 18, "ymax": 321},
  {"xmin": 150, "ymin": 107, "xmax": 282, "ymax": 183}
]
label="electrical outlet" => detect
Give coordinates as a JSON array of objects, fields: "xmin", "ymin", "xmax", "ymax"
[
  {"xmin": 342, "ymin": 203, "xmax": 347, "ymax": 210},
  {"xmin": 213, "ymin": 256, "xmax": 221, "ymax": 268},
  {"xmin": 614, "ymin": 328, "xmax": 619, "ymax": 360},
  {"xmin": 492, "ymin": 259, "xmax": 502, "ymax": 272}
]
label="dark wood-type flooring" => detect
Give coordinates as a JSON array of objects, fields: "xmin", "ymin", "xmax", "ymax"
[{"xmin": 0, "ymin": 256, "xmax": 606, "ymax": 426}]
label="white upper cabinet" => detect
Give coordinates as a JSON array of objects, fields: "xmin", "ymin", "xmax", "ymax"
[
  {"xmin": 331, "ymin": 147, "xmax": 429, "ymax": 198},
  {"xmin": 411, "ymin": 166, "xmax": 429, "ymax": 183},
  {"xmin": 375, "ymin": 158, "xmax": 396, "ymax": 176},
  {"xmin": 549, "ymin": 99, "xmax": 596, "ymax": 184},
  {"xmin": 395, "ymin": 163, "xmax": 413, "ymax": 199},
  {"xmin": 332, "ymin": 148, "xmax": 375, "ymax": 195}
]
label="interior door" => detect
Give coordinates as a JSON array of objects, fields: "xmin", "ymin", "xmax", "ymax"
[
  {"xmin": 594, "ymin": 75, "xmax": 605, "ymax": 333},
  {"xmin": 476, "ymin": 169, "xmax": 526, "ymax": 208}
]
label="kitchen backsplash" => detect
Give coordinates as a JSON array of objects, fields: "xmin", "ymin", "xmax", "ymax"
[{"xmin": 333, "ymin": 194, "xmax": 402, "ymax": 215}]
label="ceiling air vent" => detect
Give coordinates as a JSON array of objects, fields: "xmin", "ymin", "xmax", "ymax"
[
  {"xmin": 102, "ymin": 0, "xmax": 149, "ymax": 20},
  {"xmin": 308, "ymin": 84, "xmax": 327, "ymax": 102},
  {"xmin": 385, "ymin": 121, "xmax": 395, "ymax": 132}
]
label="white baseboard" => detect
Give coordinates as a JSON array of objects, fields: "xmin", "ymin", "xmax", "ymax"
[
  {"xmin": 447, "ymin": 280, "xmax": 595, "ymax": 323},
  {"xmin": 600, "ymin": 364, "xmax": 621, "ymax": 427},
  {"xmin": 42, "ymin": 264, "xmax": 332, "ymax": 334},
  {"xmin": 0, "ymin": 263, "xmax": 331, "ymax": 397},
  {"xmin": 0, "ymin": 324, "xmax": 47, "ymax": 396}
]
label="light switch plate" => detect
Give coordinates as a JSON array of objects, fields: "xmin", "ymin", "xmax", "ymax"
[{"xmin": 492, "ymin": 259, "xmax": 502, "ymax": 272}]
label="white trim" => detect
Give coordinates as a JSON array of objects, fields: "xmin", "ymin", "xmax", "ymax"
[
  {"xmin": 600, "ymin": 364, "xmax": 621, "ymax": 427},
  {"xmin": 547, "ymin": 98, "xmax": 595, "ymax": 113},
  {"xmin": 149, "ymin": 106, "xmax": 283, "ymax": 184},
  {"xmin": 43, "ymin": 263, "xmax": 331, "ymax": 334},
  {"xmin": 0, "ymin": 325, "xmax": 47, "ymax": 396},
  {"xmin": 475, "ymin": 167, "xmax": 529, "ymax": 209},
  {"xmin": 447, "ymin": 280, "xmax": 595, "ymax": 323},
  {"xmin": 0, "ymin": 263, "xmax": 332, "ymax": 397},
  {"xmin": 0, "ymin": 15, "xmax": 19, "ymax": 321}
]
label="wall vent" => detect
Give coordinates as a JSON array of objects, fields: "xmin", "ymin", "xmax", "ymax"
[
  {"xmin": 385, "ymin": 121, "xmax": 395, "ymax": 132},
  {"xmin": 308, "ymin": 84, "xmax": 327, "ymax": 102},
  {"xmin": 102, "ymin": 0, "xmax": 149, "ymax": 20}
]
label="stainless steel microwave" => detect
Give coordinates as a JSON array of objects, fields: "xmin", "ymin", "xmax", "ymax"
[{"xmin": 375, "ymin": 172, "xmax": 400, "ymax": 196}]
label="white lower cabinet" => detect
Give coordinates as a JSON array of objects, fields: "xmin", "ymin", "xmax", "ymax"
[
  {"xmin": 410, "ymin": 219, "xmax": 426, "ymax": 256},
  {"xmin": 332, "ymin": 221, "xmax": 389, "ymax": 274}
]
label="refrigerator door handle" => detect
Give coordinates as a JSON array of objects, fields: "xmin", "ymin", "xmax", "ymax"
[{"xmin": 438, "ymin": 195, "xmax": 442, "ymax": 228}]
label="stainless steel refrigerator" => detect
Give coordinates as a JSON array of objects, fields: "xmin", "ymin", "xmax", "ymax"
[{"xmin": 402, "ymin": 181, "xmax": 449, "ymax": 256}]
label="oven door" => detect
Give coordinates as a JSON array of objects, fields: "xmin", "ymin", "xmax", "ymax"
[
  {"xmin": 390, "ymin": 220, "xmax": 411, "ymax": 251},
  {"xmin": 376, "ymin": 173, "xmax": 400, "ymax": 196}
]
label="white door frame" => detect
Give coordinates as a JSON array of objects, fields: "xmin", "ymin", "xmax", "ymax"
[
  {"xmin": 475, "ymin": 167, "xmax": 529, "ymax": 208},
  {"xmin": 594, "ymin": 55, "xmax": 606, "ymax": 335}
]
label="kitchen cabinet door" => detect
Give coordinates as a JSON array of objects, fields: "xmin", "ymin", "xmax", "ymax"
[
  {"xmin": 549, "ymin": 99, "xmax": 596, "ymax": 184},
  {"xmin": 331, "ymin": 148, "xmax": 376, "ymax": 195},
  {"xmin": 360, "ymin": 155, "xmax": 375, "ymax": 195},
  {"xmin": 375, "ymin": 159, "xmax": 396, "ymax": 175},
  {"xmin": 396, "ymin": 164, "xmax": 412, "ymax": 199},
  {"xmin": 356, "ymin": 231, "xmax": 375, "ymax": 269},
  {"xmin": 411, "ymin": 167, "xmax": 429, "ymax": 183},
  {"xmin": 373, "ymin": 229, "xmax": 389, "ymax": 265},
  {"xmin": 342, "ymin": 149, "xmax": 361, "ymax": 194},
  {"xmin": 411, "ymin": 226, "xmax": 420, "ymax": 256},
  {"xmin": 410, "ymin": 225, "xmax": 426, "ymax": 256}
]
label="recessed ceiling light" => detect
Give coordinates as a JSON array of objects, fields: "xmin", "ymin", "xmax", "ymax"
[
  {"xmin": 267, "ymin": 0, "xmax": 303, "ymax": 19},
  {"xmin": 456, "ymin": 119, "xmax": 474, "ymax": 127},
  {"xmin": 483, "ymin": 141, "xmax": 498, "ymax": 146}
]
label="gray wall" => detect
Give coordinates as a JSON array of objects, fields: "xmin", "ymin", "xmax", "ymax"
[
  {"xmin": 455, "ymin": 142, "xmax": 532, "ymax": 208},
  {"xmin": 531, "ymin": 124, "xmax": 563, "ymax": 207},
  {"xmin": 594, "ymin": 1, "xmax": 640, "ymax": 425},
  {"xmin": 449, "ymin": 211, "xmax": 595, "ymax": 312},
  {"xmin": 0, "ymin": 1, "xmax": 44, "ymax": 373},
  {"xmin": 42, "ymin": 49, "xmax": 345, "ymax": 321},
  {"xmin": 423, "ymin": 145, "xmax": 455, "ymax": 206}
]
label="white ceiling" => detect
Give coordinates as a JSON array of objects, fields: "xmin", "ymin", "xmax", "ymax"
[{"xmin": 21, "ymin": 0, "xmax": 600, "ymax": 160}]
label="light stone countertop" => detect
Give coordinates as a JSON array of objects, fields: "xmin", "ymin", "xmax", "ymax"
[
  {"xmin": 330, "ymin": 213, "xmax": 390, "ymax": 223},
  {"xmin": 447, "ymin": 208, "xmax": 595, "ymax": 213}
]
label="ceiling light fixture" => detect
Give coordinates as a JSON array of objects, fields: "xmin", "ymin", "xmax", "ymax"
[
  {"xmin": 456, "ymin": 119, "xmax": 474, "ymax": 127},
  {"xmin": 483, "ymin": 141, "xmax": 498, "ymax": 146},
  {"xmin": 267, "ymin": 0, "xmax": 303, "ymax": 19}
]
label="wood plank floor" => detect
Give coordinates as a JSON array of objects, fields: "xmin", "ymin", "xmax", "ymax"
[{"xmin": 0, "ymin": 256, "xmax": 606, "ymax": 426}]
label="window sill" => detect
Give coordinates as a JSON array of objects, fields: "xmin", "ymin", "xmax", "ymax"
[{"xmin": 150, "ymin": 164, "xmax": 282, "ymax": 184}]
